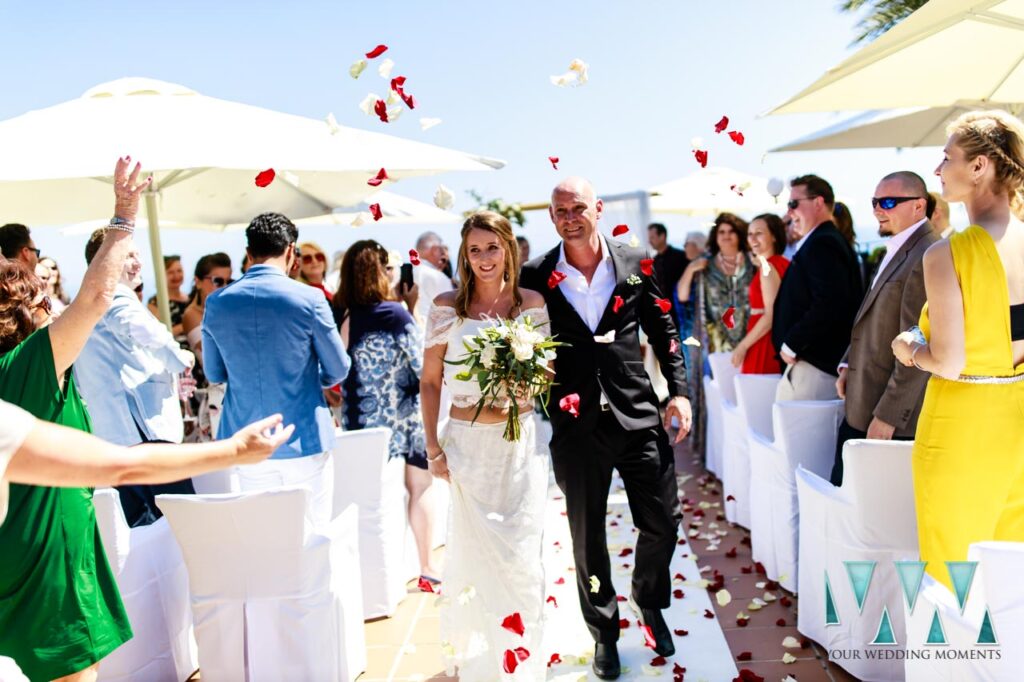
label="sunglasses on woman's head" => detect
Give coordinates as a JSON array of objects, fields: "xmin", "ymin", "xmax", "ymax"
[
  {"xmin": 202, "ymin": 275, "xmax": 232, "ymax": 288},
  {"xmin": 301, "ymin": 252, "xmax": 327, "ymax": 265}
]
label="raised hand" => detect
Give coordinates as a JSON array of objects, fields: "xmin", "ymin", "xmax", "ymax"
[
  {"xmin": 113, "ymin": 156, "xmax": 153, "ymax": 222},
  {"xmin": 231, "ymin": 414, "xmax": 295, "ymax": 464}
]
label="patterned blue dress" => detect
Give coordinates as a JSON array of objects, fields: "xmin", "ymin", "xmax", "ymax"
[{"xmin": 342, "ymin": 302, "xmax": 428, "ymax": 468}]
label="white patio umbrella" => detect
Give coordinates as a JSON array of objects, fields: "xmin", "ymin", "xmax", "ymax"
[
  {"xmin": 0, "ymin": 77, "xmax": 503, "ymax": 323},
  {"xmin": 768, "ymin": 0, "xmax": 1024, "ymax": 114},
  {"xmin": 771, "ymin": 101, "xmax": 1023, "ymax": 152},
  {"xmin": 649, "ymin": 167, "xmax": 781, "ymax": 217}
]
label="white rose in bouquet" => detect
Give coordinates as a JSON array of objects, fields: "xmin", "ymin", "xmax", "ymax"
[{"xmin": 480, "ymin": 342, "xmax": 498, "ymax": 369}]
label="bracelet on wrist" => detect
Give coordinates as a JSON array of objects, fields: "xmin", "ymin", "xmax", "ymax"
[
  {"xmin": 110, "ymin": 216, "xmax": 135, "ymax": 227},
  {"xmin": 911, "ymin": 344, "xmax": 926, "ymax": 371},
  {"xmin": 425, "ymin": 449, "xmax": 445, "ymax": 462}
]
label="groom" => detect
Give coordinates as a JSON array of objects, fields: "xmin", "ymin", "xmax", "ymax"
[{"xmin": 521, "ymin": 177, "xmax": 691, "ymax": 679}]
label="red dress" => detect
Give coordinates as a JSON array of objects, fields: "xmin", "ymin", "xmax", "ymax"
[{"xmin": 741, "ymin": 254, "xmax": 790, "ymax": 374}]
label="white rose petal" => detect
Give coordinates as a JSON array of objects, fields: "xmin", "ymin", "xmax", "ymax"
[
  {"xmin": 325, "ymin": 112, "xmax": 341, "ymax": 135},
  {"xmin": 641, "ymin": 664, "xmax": 663, "ymax": 676},
  {"xmin": 420, "ymin": 117, "xmax": 443, "ymax": 131},
  {"xmin": 690, "ymin": 136, "xmax": 705, "ymax": 150},
  {"xmin": 716, "ymin": 589, "xmax": 732, "ymax": 607},
  {"xmin": 386, "ymin": 88, "xmax": 401, "ymax": 105},
  {"xmin": 457, "ymin": 586, "xmax": 477, "ymax": 605},
  {"xmin": 683, "ymin": 336, "xmax": 701, "ymax": 347},
  {"xmin": 485, "ymin": 512, "xmax": 504, "ymax": 523},
  {"xmin": 378, "ymin": 57, "xmax": 395, "ymax": 78},
  {"xmin": 782, "ymin": 652, "xmax": 797, "ymax": 664},
  {"xmin": 763, "ymin": 592, "xmax": 777, "ymax": 602},
  {"xmin": 349, "ymin": 59, "xmax": 367, "ymax": 79},
  {"xmin": 569, "ymin": 58, "xmax": 589, "ymax": 84},
  {"xmin": 782, "ymin": 636, "xmax": 801, "ymax": 649},
  {"xmin": 589, "ymin": 576, "xmax": 600, "ymax": 593},
  {"xmin": 350, "ymin": 212, "xmax": 369, "ymax": 227},
  {"xmin": 629, "ymin": 234, "xmax": 641, "ymax": 248},
  {"xmin": 755, "ymin": 581, "xmax": 767, "ymax": 589},
  {"xmin": 434, "ymin": 184, "xmax": 455, "ymax": 210},
  {"xmin": 359, "ymin": 93, "xmax": 381, "ymax": 116},
  {"xmin": 387, "ymin": 105, "xmax": 403, "ymax": 121}
]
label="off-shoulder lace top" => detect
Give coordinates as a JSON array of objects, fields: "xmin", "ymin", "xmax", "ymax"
[{"xmin": 424, "ymin": 303, "xmax": 551, "ymax": 408}]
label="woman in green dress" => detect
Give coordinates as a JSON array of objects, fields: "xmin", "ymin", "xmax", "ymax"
[{"xmin": 0, "ymin": 158, "xmax": 150, "ymax": 682}]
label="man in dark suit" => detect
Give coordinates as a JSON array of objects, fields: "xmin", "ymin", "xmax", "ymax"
[
  {"xmin": 520, "ymin": 178, "xmax": 691, "ymax": 680},
  {"xmin": 772, "ymin": 175, "xmax": 863, "ymax": 402},
  {"xmin": 831, "ymin": 172, "xmax": 936, "ymax": 484}
]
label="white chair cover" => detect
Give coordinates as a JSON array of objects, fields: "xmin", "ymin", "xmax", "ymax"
[
  {"xmin": 799, "ymin": 440, "xmax": 918, "ymax": 682},
  {"xmin": 703, "ymin": 374, "xmax": 723, "ymax": 477},
  {"xmin": 330, "ymin": 427, "xmax": 410, "ymax": 618},
  {"xmin": 93, "ymin": 489, "xmax": 198, "ymax": 682},
  {"xmin": 735, "ymin": 374, "xmax": 780, "ymax": 569},
  {"xmin": 156, "ymin": 488, "xmax": 366, "ymax": 682},
  {"xmin": 725, "ymin": 374, "xmax": 780, "ymax": 530},
  {"xmin": 969, "ymin": 541, "xmax": 1024, "ymax": 680},
  {"xmin": 766, "ymin": 399, "xmax": 843, "ymax": 592},
  {"xmin": 707, "ymin": 354, "xmax": 743, "ymax": 525}
]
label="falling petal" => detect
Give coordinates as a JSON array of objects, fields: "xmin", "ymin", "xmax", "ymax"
[
  {"xmin": 736, "ymin": 651, "xmax": 752, "ymax": 661},
  {"xmin": 501, "ymin": 612, "xmax": 526, "ymax": 636},
  {"xmin": 569, "ymin": 58, "xmax": 589, "ymax": 84},
  {"xmin": 589, "ymin": 575, "xmax": 600, "ymax": 593},
  {"xmin": 640, "ymin": 258, "xmax": 654, "ymax": 276},
  {"xmin": 548, "ymin": 156, "xmax": 559, "ymax": 169},
  {"xmin": 349, "ymin": 59, "xmax": 367, "ymax": 79},
  {"xmin": 365, "ymin": 44, "xmax": 388, "ymax": 59},
  {"xmin": 547, "ymin": 654, "xmax": 562, "ymax": 667},
  {"xmin": 434, "ymin": 184, "xmax": 455, "ymax": 210},
  {"xmin": 694, "ymin": 149, "xmax": 708, "ymax": 168},
  {"xmin": 325, "ymin": 112, "xmax": 341, "ymax": 135},
  {"xmin": 378, "ymin": 57, "xmax": 395, "ymax": 78},
  {"xmin": 673, "ymin": 629, "xmax": 688, "ymax": 636},
  {"xmin": 619, "ymin": 618, "xmax": 631, "ymax": 628},
  {"xmin": 367, "ymin": 168, "xmax": 389, "ymax": 187},
  {"xmin": 650, "ymin": 656, "xmax": 667, "ymax": 666},
  {"xmin": 554, "ymin": 577, "xmax": 565, "ymax": 585},
  {"xmin": 359, "ymin": 93, "xmax": 381, "ymax": 116},
  {"xmin": 629, "ymin": 234, "xmax": 641, "ymax": 248},
  {"xmin": 485, "ymin": 512, "xmax": 504, "ymax": 522},
  {"xmin": 548, "ymin": 270, "xmax": 567, "ymax": 289},
  {"xmin": 254, "ymin": 168, "xmax": 275, "ymax": 188},
  {"xmin": 690, "ymin": 136, "xmax": 705, "ymax": 149},
  {"xmin": 729, "ymin": 130, "xmax": 746, "ymax": 146},
  {"xmin": 612, "ymin": 295, "xmax": 625, "ymax": 313},
  {"xmin": 714, "ymin": 115, "xmax": 729, "ymax": 133},
  {"xmin": 782, "ymin": 636, "xmax": 801, "ymax": 649},
  {"xmin": 374, "ymin": 99, "xmax": 389, "ymax": 123},
  {"xmin": 369, "ymin": 203, "xmax": 383, "ymax": 221},
  {"xmin": 782, "ymin": 653, "xmax": 797, "ymax": 664},
  {"xmin": 350, "ymin": 212, "xmax": 369, "ymax": 227},
  {"xmin": 546, "ymin": 595, "xmax": 558, "ymax": 607},
  {"xmin": 716, "ymin": 589, "xmax": 732, "ymax": 607},
  {"xmin": 386, "ymin": 89, "xmax": 401, "ymax": 105},
  {"xmin": 420, "ymin": 117, "xmax": 442, "ymax": 131},
  {"xmin": 612, "ymin": 224, "xmax": 629, "ymax": 237},
  {"xmin": 655, "ymin": 298, "xmax": 672, "ymax": 314},
  {"xmin": 722, "ymin": 306, "xmax": 736, "ymax": 329},
  {"xmin": 409, "ymin": 249, "xmax": 421, "ymax": 266},
  {"xmin": 417, "ymin": 577, "xmax": 435, "ymax": 593}
]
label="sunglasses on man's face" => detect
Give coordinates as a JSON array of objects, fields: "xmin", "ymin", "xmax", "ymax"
[
  {"xmin": 786, "ymin": 196, "xmax": 819, "ymax": 210},
  {"xmin": 871, "ymin": 196, "xmax": 924, "ymax": 210},
  {"xmin": 301, "ymin": 252, "xmax": 327, "ymax": 265}
]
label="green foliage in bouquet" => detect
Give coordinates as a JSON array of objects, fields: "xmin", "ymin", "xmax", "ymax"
[{"xmin": 445, "ymin": 315, "xmax": 567, "ymax": 441}]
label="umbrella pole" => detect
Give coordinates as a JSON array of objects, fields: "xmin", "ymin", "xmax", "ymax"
[{"xmin": 145, "ymin": 189, "xmax": 172, "ymax": 329}]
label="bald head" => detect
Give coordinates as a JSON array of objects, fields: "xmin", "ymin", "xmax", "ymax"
[
  {"xmin": 550, "ymin": 176, "xmax": 603, "ymax": 251},
  {"xmin": 551, "ymin": 176, "xmax": 597, "ymax": 204}
]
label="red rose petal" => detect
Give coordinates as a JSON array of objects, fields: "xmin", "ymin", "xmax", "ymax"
[
  {"xmin": 726, "ymin": 493, "xmax": 736, "ymax": 502},
  {"xmin": 374, "ymin": 98, "xmax": 389, "ymax": 123},
  {"xmin": 401, "ymin": 92, "xmax": 416, "ymax": 109},
  {"xmin": 417, "ymin": 577, "xmax": 434, "ymax": 593},
  {"xmin": 254, "ymin": 168, "xmax": 275, "ymax": 188},
  {"xmin": 548, "ymin": 156, "xmax": 559, "ymax": 169},
  {"xmin": 673, "ymin": 662, "xmax": 686, "ymax": 674},
  {"xmin": 554, "ymin": 577, "xmax": 565, "ymax": 585},
  {"xmin": 651, "ymin": 655, "xmax": 667, "ymax": 666},
  {"xmin": 730, "ymin": 184, "xmax": 744, "ymax": 196},
  {"xmin": 641, "ymin": 624, "xmax": 657, "ymax": 649},
  {"xmin": 365, "ymin": 44, "xmax": 388, "ymax": 59},
  {"xmin": 612, "ymin": 295, "xmax": 624, "ymax": 313},
  {"xmin": 514, "ymin": 647, "xmax": 529, "ymax": 662},
  {"xmin": 367, "ymin": 168, "xmax": 389, "ymax": 187},
  {"xmin": 725, "ymin": 547, "xmax": 737, "ymax": 558},
  {"xmin": 390, "ymin": 75, "xmax": 406, "ymax": 90},
  {"xmin": 612, "ymin": 224, "xmax": 629, "ymax": 237},
  {"xmin": 547, "ymin": 653, "xmax": 561, "ymax": 667},
  {"xmin": 548, "ymin": 270, "xmax": 567, "ymax": 289},
  {"xmin": 616, "ymin": 595, "xmax": 627, "ymax": 602},
  {"xmin": 619, "ymin": 618, "xmax": 631, "ymax": 629},
  {"xmin": 559, "ymin": 393, "xmax": 580, "ymax": 418},
  {"xmin": 369, "ymin": 203, "xmax": 383, "ymax": 221},
  {"xmin": 502, "ymin": 649, "xmax": 518, "ymax": 674},
  {"xmin": 780, "ymin": 596, "xmax": 793, "ymax": 607},
  {"xmin": 776, "ymin": 618, "xmax": 786, "ymax": 627},
  {"xmin": 736, "ymin": 651, "xmax": 752, "ymax": 661},
  {"xmin": 655, "ymin": 298, "xmax": 672, "ymax": 314},
  {"xmin": 800, "ymin": 637, "xmax": 812, "ymax": 649},
  {"xmin": 619, "ymin": 548, "xmax": 634, "ymax": 557},
  {"xmin": 546, "ymin": 595, "xmax": 558, "ymax": 607},
  {"xmin": 673, "ymin": 629, "xmax": 688, "ymax": 636},
  {"xmin": 714, "ymin": 115, "xmax": 729, "ymax": 133},
  {"xmin": 408, "ymin": 249, "xmax": 421, "ymax": 266},
  {"xmin": 729, "ymin": 130, "xmax": 745, "ymax": 146},
  {"xmin": 694, "ymin": 149, "xmax": 708, "ymax": 168},
  {"xmin": 736, "ymin": 616, "xmax": 749, "ymax": 627},
  {"xmin": 673, "ymin": 588, "xmax": 684, "ymax": 599},
  {"xmin": 722, "ymin": 306, "xmax": 736, "ymax": 329},
  {"xmin": 754, "ymin": 562, "xmax": 766, "ymax": 575},
  {"xmin": 640, "ymin": 258, "xmax": 654, "ymax": 276},
  {"xmin": 674, "ymin": 572, "xmax": 686, "ymax": 581},
  {"xmin": 736, "ymin": 669, "xmax": 765, "ymax": 682},
  {"xmin": 765, "ymin": 580, "xmax": 781, "ymax": 590},
  {"xmin": 501, "ymin": 612, "xmax": 525, "ymax": 636},
  {"xmin": 704, "ymin": 609, "xmax": 715, "ymax": 619},
  {"xmin": 741, "ymin": 566, "xmax": 753, "ymax": 574}
]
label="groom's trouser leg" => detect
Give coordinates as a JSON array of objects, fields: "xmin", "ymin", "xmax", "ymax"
[
  {"xmin": 616, "ymin": 424, "xmax": 680, "ymax": 610},
  {"xmin": 552, "ymin": 413, "xmax": 619, "ymax": 644}
]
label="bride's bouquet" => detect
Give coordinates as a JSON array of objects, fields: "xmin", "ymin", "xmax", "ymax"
[{"xmin": 447, "ymin": 315, "xmax": 565, "ymax": 442}]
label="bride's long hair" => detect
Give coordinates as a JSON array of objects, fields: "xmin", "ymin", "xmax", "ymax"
[{"xmin": 454, "ymin": 211, "xmax": 523, "ymax": 319}]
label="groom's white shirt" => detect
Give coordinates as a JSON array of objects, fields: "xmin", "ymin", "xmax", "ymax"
[{"xmin": 556, "ymin": 236, "xmax": 615, "ymax": 332}]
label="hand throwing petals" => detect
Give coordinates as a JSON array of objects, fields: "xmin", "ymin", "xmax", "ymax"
[{"xmin": 254, "ymin": 168, "xmax": 275, "ymax": 187}]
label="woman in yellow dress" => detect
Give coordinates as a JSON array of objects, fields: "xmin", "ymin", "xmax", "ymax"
[{"xmin": 893, "ymin": 110, "xmax": 1024, "ymax": 591}]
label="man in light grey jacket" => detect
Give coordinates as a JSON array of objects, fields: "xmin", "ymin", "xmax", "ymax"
[{"xmin": 75, "ymin": 229, "xmax": 196, "ymax": 525}]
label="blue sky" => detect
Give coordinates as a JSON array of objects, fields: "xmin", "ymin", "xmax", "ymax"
[{"xmin": 0, "ymin": 1, "xmax": 951, "ymax": 295}]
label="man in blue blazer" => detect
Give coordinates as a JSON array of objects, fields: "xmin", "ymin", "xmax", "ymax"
[{"xmin": 203, "ymin": 212, "xmax": 350, "ymax": 525}]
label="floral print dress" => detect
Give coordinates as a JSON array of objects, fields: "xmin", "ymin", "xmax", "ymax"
[{"xmin": 341, "ymin": 302, "xmax": 428, "ymax": 468}]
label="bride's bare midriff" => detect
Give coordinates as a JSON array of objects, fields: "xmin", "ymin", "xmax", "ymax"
[{"xmin": 449, "ymin": 403, "xmax": 534, "ymax": 424}]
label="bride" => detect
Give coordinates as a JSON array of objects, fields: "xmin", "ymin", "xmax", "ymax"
[{"xmin": 421, "ymin": 210, "xmax": 551, "ymax": 680}]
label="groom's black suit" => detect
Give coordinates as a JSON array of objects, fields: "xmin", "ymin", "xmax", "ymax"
[{"xmin": 521, "ymin": 238, "xmax": 688, "ymax": 643}]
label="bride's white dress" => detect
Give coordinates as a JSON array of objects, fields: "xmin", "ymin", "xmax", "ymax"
[{"xmin": 425, "ymin": 304, "xmax": 551, "ymax": 681}]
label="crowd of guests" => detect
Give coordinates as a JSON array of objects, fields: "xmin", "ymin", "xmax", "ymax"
[{"xmin": 1, "ymin": 108, "xmax": 1023, "ymax": 679}]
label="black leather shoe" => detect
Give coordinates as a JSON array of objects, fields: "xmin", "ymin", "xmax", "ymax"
[
  {"xmin": 592, "ymin": 642, "xmax": 621, "ymax": 680},
  {"xmin": 639, "ymin": 607, "xmax": 676, "ymax": 657}
]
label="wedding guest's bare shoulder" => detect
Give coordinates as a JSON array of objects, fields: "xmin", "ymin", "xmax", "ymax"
[
  {"xmin": 520, "ymin": 288, "xmax": 546, "ymax": 310},
  {"xmin": 433, "ymin": 290, "xmax": 457, "ymax": 308}
]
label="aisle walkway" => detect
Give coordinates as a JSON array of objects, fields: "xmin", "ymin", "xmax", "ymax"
[{"xmin": 359, "ymin": 434, "xmax": 860, "ymax": 681}]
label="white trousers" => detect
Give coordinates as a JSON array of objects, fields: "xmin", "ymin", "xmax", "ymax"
[
  {"xmin": 235, "ymin": 451, "xmax": 334, "ymax": 528},
  {"xmin": 775, "ymin": 360, "xmax": 839, "ymax": 402}
]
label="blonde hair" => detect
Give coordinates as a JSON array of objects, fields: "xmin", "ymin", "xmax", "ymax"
[
  {"xmin": 455, "ymin": 211, "xmax": 523, "ymax": 319},
  {"xmin": 947, "ymin": 109, "xmax": 1024, "ymax": 219},
  {"xmin": 297, "ymin": 240, "xmax": 327, "ymax": 285}
]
